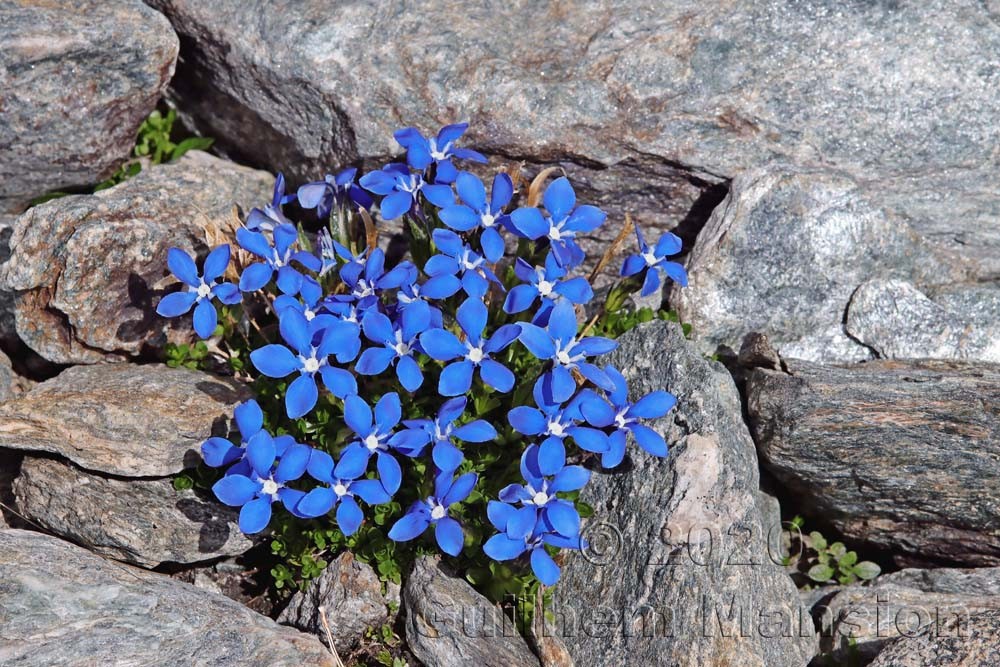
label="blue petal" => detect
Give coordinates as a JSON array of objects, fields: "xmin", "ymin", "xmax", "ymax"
[
  {"xmin": 620, "ymin": 254, "xmax": 646, "ymax": 277},
  {"xmin": 436, "ymin": 122, "xmax": 468, "ymax": 145},
  {"xmin": 236, "ymin": 228, "xmax": 273, "ymax": 259},
  {"xmin": 480, "ymin": 226, "xmax": 504, "ymax": 263},
  {"xmin": 374, "ymin": 392, "xmax": 402, "ymax": 432},
  {"xmin": 554, "ymin": 277, "xmax": 594, "ymax": 303},
  {"xmin": 377, "ymin": 451, "xmax": 402, "ymax": 495},
  {"xmin": 419, "ymin": 329, "xmax": 465, "ymax": 360},
  {"xmin": 548, "ymin": 300, "xmax": 578, "ymax": 346},
  {"xmin": 438, "ymin": 204, "xmax": 479, "ymax": 231},
  {"xmin": 490, "ymin": 173, "xmax": 514, "ymax": 211},
  {"xmin": 566, "ymin": 204, "xmax": 606, "ymax": 232},
  {"xmin": 250, "ymin": 344, "xmax": 299, "ymax": 378},
  {"xmin": 507, "ymin": 506, "xmax": 537, "ymax": 540},
  {"xmin": 167, "ymin": 247, "xmax": 200, "ymax": 287},
  {"xmin": 381, "ymin": 190, "xmax": 413, "ymax": 220},
  {"xmin": 479, "ymin": 359, "xmax": 514, "ymax": 392},
  {"xmin": 432, "ymin": 441, "xmax": 464, "ymax": 472},
  {"xmin": 352, "ymin": 479, "xmax": 391, "ymax": 504},
  {"xmin": 499, "ymin": 483, "xmax": 531, "ymax": 504},
  {"xmin": 437, "ymin": 396, "xmax": 467, "ymax": 425},
  {"xmin": 212, "ymin": 282, "xmax": 242, "ymax": 305},
  {"xmin": 307, "ymin": 449, "xmax": 335, "ymax": 483},
  {"xmin": 201, "ymin": 437, "xmax": 242, "ymax": 468},
  {"xmin": 424, "ymin": 254, "xmax": 461, "ymax": 277},
  {"xmin": 543, "ymin": 177, "xmax": 576, "ymax": 222},
  {"xmin": 272, "ymin": 224, "xmax": 298, "ymax": 256},
  {"xmin": 484, "ymin": 533, "xmax": 528, "ymax": 561},
  {"xmin": 456, "ymin": 297, "xmax": 487, "ymax": 339},
  {"xmin": 530, "ymin": 547, "xmax": 561, "ymax": 585},
  {"xmin": 156, "ymin": 291, "xmax": 197, "ymax": 317},
  {"xmin": 631, "ymin": 424, "xmax": 668, "ymax": 457},
  {"xmin": 576, "ymin": 336, "xmax": 618, "ymax": 356},
  {"xmin": 602, "ymin": 431, "xmax": 627, "ymax": 469},
  {"xmin": 517, "ymin": 323, "xmax": 555, "ymax": 359},
  {"xmin": 388, "ymin": 510, "xmax": 431, "ymax": 541},
  {"xmin": 432, "ymin": 228, "xmax": 464, "ymax": 255},
  {"xmin": 239, "ymin": 262, "xmax": 273, "ymax": 292},
  {"xmin": 202, "ymin": 245, "xmax": 231, "ymax": 283},
  {"xmin": 548, "ymin": 367, "xmax": 577, "ymax": 404},
  {"xmin": 439, "ymin": 360, "xmax": 474, "ymax": 396},
  {"xmin": 487, "ymin": 500, "xmax": 517, "ymax": 530},
  {"xmin": 192, "ymin": 298, "xmax": 218, "ymax": 339},
  {"xmin": 337, "ymin": 496, "xmax": 365, "ymax": 536},
  {"xmin": 275, "ymin": 265, "xmax": 304, "ymax": 296},
  {"xmin": 274, "ymin": 443, "xmax": 311, "ymax": 483},
  {"xmin": 508, "ymin": 407, "xmax": 546, "ymax": 435},
  {"xmin": 655, "ymin": 232, "xmax": 683, "ymax": 257},
  {"xmin": 401, "ymin": 300, "xmax": 431, "ymax": 340},
  {"xmin": 343, "ymin": 395, "xmax": 373, "ymax": 437},
  {"xmin": 640, "ymin": 268, "xmax": 661, "ymax": 297},
  {"xmin": 396, "ymin": 355, "xmax": 424, "ymax": 392},
  {"xmin": 455, "ymin": 172, "xmax": 487, "ymax": 210},
  {"xmin": 279, "ymin": 308, "xmax": 312, "ymax": 354},
  {"xmin": 629, "ymin": 391, "xmax": 677, "ymax": 419},
  {"xmin": 443, "ymin": 472, "xmax": 477, "ymax": 505},
  {"xmin": 435, "ymin": 517, "xmax": 464, "ymax": 556},
  {"xmin": 239, "ymin": 496, "xmax": 273, "ymax": 534},
  {"xmin": 550, "ymin": 465, "xmax": 590, "ymax": 493},
  {"xmin": 246, "ymin": 431, "xmax": 276, "ymax": 478},
  {"xmin": 212, "ymin": 474, "xmax": 259, "ymax": 506},
  {"xmin": 568, "ymin": 426, "xmax": 609, "ymax": 453},
  {"xmin": 537, "ymin": 438, "xmax": 566, "ymax": 476},
  {"xmin": 509, "ymin": 207, "xmax": 548, "ymax": 239},
  {"xmin": 335, "ymin": 443, "xmax": 371, "ymax": 480},
  {"xmin": 452, "ymin": 420, "xmax": 496, "ymax": 442},
  {"xmin": 545, "ymin": 501, "xmax": 581, "ymax": 537},
  {"xmin": 577, "ymin": 363, "xmax": 614, "ymax": 391},
  {"xmin": 659, "ymin": 261, "xmax": 689, "ymax": 287},
  {"xmin": 484, "ymin": 324, "xmax": 521, "ymax": 354},
  {"xmin": 422, "ymin": 184, "xmax": 456, "ymax": 209},
  {"xmin": 319, "ymin": 366, "xmax": 358, "ymax": 398},
  {"xmin": 356, "ymin": 347, "xmax": 396, "ymax": 375},
  {"xmin": 296, "ymin": 181, "xmax": 330, "ymax": 210},
  {"xmin": 502, "ymin": 284, "xmax": 538, "ymax": 314},
  {"xmin": 297, "ymin": 487, "xmax": 336, "ymax": 518}
]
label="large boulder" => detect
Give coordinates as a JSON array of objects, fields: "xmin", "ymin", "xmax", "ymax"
[
  {"xmin": 0, "ymin": 529, "xmax": 337, "ymax": 666},
  {"xmin": 0, "ymin": 1, "xmax": 178, "ymax": 213},
  {"xmin": 403, "ymin": 556, "xmax": 539, "ymax": 667},
  {"xmin": 552, "ymin": 321, "xmax": 815, "ymax": 666},
  {"xmin": 0, "ymin": 151, "xmax": 273, "ymax": 364},
  {"xmin": 747, "ymin": 358, "xmax": 1000, "ymax": 566},
  {"xmin": 12, "ymin": 456, "xmax": 252, "ymax": 568},
  {"xmin": 868, "ymin": 608, "xmax": 1000, "ymax": 667},
  {"xmin": 671, "ymin": 167, "xmax": 979, "ymax": 361},
  {"xmin": 0, "ymin": 363, "xmax": 249, "ymax": 477},
  {"xmin": 278, "ymin": 551, "xmax": 395, "ymax": 653}
]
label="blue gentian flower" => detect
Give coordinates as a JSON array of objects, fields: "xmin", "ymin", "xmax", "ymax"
[
  {"xmin": 297, "ymin": 168, "xmax": 373, "ymax": 218},
  {"xmin": 246, "ymin": 173, "xmax": 295, "ymax": 232},
  {"xmin": 386, "ymin": 470, "xmax": 478, "ymax": 556},
  {"xmin": 393, "ymin": 122, "xmax": 487, "ymax": 184},
  {"xmin": 249, "ymin": 309, "xmax": 360, "ymax": 419},
  {"xmin": 482, "ymin": 498, "xmax": 584, "ymax": 586},
  {"xmin": 580, "ymin": 366, "xmax": 677, "ymax": 468},
  {"xmin": 201, "ymin": 398, "xmax": 265, "ymax": 468},
  {"xmin": 424, "ymin": 229, "xmax": 503, "ymax": 299},
  {"xmin": 419, "ymin": 297, "xmax": 520, "ymax": 396},
  {"xmin": 438, "ymin": 172, "xmax": 513, "ymax": 262},
  {"xmin": 356, "ymin": 301, "xmax": 432, "ymax": 391},
  {"xmin": 236, "ymin": 223, "xmax": 321, "ymax": 294},
  {"xmin": 401, "ymin": 396, "xmax": 498, "ymax": 472},
  {"xmin": 157, "ymin": 245, "xmax": 242, "ymax": 339},
  {"xmin": 620, "ymin": 225, "xmax": 688, "ymax": 297},
  {"xmin": 497, "ymin": 441, "xmax": 589, "ymax": 539},
  {"xmin": 507, "ymin": 377, "xmax": 609, "ymax": 455},
  {"xmin": 294, "ymin": 449, "xmax": 393, "ymax": 534},
  {"xmin": 336, "ymin": 393, "xmax": 425, "ymax": 494},
  {"xmin": 273, "ymin": 275, "xmax": 324, "ymax": 322},
  {"xmin": 517, "ymin": 300, "xmax": 617, "ymax": 401},
  {"xmin": 211, "ymin": 430, "xmax": 312, "ymax": 533},
  {"xmin": 503, "ymin": 254, "xmax": 594, "ymax": 320},
  {"xmin": 339, "ymin": 247, "xmax": 414, "ymax": 302},
  {"xmin": 509, "ymin": 177, "xmax": 606, "ymax": 267},
  {"xmin": 359, "ymin": 163, "xmax": 454, "ymax": 220}
]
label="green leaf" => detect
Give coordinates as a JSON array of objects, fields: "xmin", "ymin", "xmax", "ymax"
[
  {"xmin": 838, "ymin": 551, "xmax": 858, "ymax": 568},
  {"xmin": 852, "ymin": 561, "xmax": 881, "ymax": 580},
  {"xmin": 171, "ymin": 136, "xmax": 214, "ymax": 160},
  {"xmin": 829, "ymin": 542, "xmax": 847, "ymax": 558},
  {"xmin": 808, "ymin": 531, "xmax": 827, "ymax": 551},
  {"xmin": 807, "ymin": 564, "xmax": 835, "ymax": 583}
]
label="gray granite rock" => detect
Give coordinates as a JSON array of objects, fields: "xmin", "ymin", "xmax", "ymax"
[
  {"xmin": 149, "ymin": 0, "xmax": 1000, "ymax": 229},
  {"xmin": 817, "ymin": 569, "xmax": 1000, "ymax": 663},
  {"xmin": 278, "ymin": 551, "xmax": 392, "ymax": 652},
  {"xmin": 929, "ymin": 283, "xmax": 1000, "ymax": 328},
  {"xmin": 552, "ymin": 321, "xmax": 815, "ymax": 667},
  {"xmin": 868, "ymin": 608, "xmax": 1000, "ymax": 667},
  {"xmin": 672, "ymin": 167, "xmax": 969, "ymax": 361},
  {"xmin": 0, "ymin": 151, "xmax": 272, "ymax": 364},
  {"xmin": 0, "ymin": 1, "xmax": 178, "ymax": 213},
  {"xmin": 0, "ymin": 363, "xmax": 249, "ymax": 477},
  {"xmin": 403, "ymin": 556, "xmax": 539, "ymax": 667},
  {"xmin": 0, "ymin": 529, "xmax": 336, "ymax": 666},
  {"xmin": 847, "ymin": 279, "xmax": 1000, "ymax": 362},
  {"xmin": 747, "ymin": 358, "xmax": 1000, "ymax": 566},
  {"xmin": 12, "ymin": 456, "xmax": 252, "ymax": 568}
]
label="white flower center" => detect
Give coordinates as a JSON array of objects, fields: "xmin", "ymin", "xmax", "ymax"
[
  {"xmin": 393, "ymin": 330, "xmax": 411, "ymax": 356},
  {"xmin": 430, "ymin": 504, "xmax": 447, "ymax": 520},
  {"xmin": 428, "ymin": 138, "xmax": 451, "ymax": 161},
  {"xmin": 642, "ymin": 251, "xmax": 659, "ymax": 267},
  {"xmin": 364, "ymin": 434, "xmax": 381, "ymax": 451},
  {"xmin": 196, "ymin": 282, "xmax": 212, "ymax": 299},
  {"xmin": 304, "ymin": 309, "xmax": 316, "ymax": 321},
  {"xmin": 355, "ymin": 280, "xmax": 375, "ymax": 298},
  {"xmin": 468, "ymin": 347, "xmax": 484, "ymax": 363},
  {"xmin": 261, "ymin": 479, "xmax": 280, "ymax": 496},
  {"xmin": 537, "ymin": 280, "xmax": 554, "ymax": 297},
  {"xmin": 481, "ymin": 212, "xmax": 495, "ymax": 228},
  {"xmin": 615, "ymin": 409, "xmax": 630, "ymax": 429},
  {"xmin": 434, "ymin": 423, "xmax": 450, "ymax": 441},
  {"xmin": 302, "ymin": 357, "xmax": 320, "ymax": 374},
  {"xmin": 556, "ymin": 349, "xmax": 572, "ymax": 366},
  {"xmin": 548, "ymin": 225, "xmax": 563, "ymax": 241},
  {"xmin": 461, "ymin": 251, "xmax": 482, "ymax": 272},
  {"xmin": 532, "ymin": 491, "xmax": 549, "ymax": 506},
  {"xmin": 333, "ymin": 482, "xmax": 349, "ymax": 497},
  {"xmin": 547, "ymin": 420, "xmax": 565, "ymax": 437}
]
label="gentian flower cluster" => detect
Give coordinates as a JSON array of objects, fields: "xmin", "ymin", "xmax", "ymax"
[{"xmin": 157, "ymin": 122, "xmax": 687, "ymax": 588}]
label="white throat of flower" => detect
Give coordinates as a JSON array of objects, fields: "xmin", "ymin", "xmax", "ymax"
[
  {"xmin": 524, "ymin": 480, "xmax": 550, "ymax": 506},
  {"xmin": 429, "ymin": 500, "xmax": 447, "ymax": 520},
  {"xmin": 299, "ymin": 349, "xmax": 324, "ymax": 375},
  {"xmin": 393, "ymin": 329, "xmax": 412, "ymax": 356},
  {"xmin": 195, "ymin": 281, "xmax": 213, "ymax": 300},
  {"xmin": 615, "ymin": 408, "xmax": 632, "ymax": 429},
  {"xmin": 537, "ymin": 279, "xmax": 554, "ymax": 297},
  {"xmin": 467, "ymin": 345, "xmax": 485, "ymax": 364},
  {"xmin": 481, "ymin": 212, "xmax": 496, "ymax": 228},
  {"xmin": 364, "ymin": 433, "xmax": 383, "ymax": 451},
  {"xmin": 553, "ymin": 339, "xmax": 582, "ymax": 368},
  {"xmin": 428, "ymin": 138, "xmax": 452, "ymax": 161},
  {"xmin": 332, "ymin": 481, "xmax": 349, "ymax": 498},
  {"xmin": 642, "ymin": 250, "xmax": 659, "ymax": 267},
  {"xmin": 260, "ymin": 477, "xmax": 282, "ymax": 499}
]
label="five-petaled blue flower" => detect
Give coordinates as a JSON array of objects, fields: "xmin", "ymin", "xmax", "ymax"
[
  {"xmin": 424, "ymin": 229, "xmax": 503, "ymax": 299},
  {"xmin": 580, "ymin": 366, "xmax": 677, "ymax": 468},
  {"xmin": 295, "ymin": 448, "xmax": 393, "ymax": 535},
  {"xmin": 497, "ymin": 441, "xmax": 589, "ymax": 540},
  {"xmin": 482, "ymin": 498, "xmax": 584, "ymax": 586},
  {"xmin": 517, "ymin": 300, "xmax": 617, "ymax": 402},
  {"xmin": 503, "ymin": 254, "xmax": 594, "ymax": 322},
  {"xmin": 211, "ymin": 429, "xmax": 312, "ymax": 533},
  {"xmin": 237, "ymin": 223, "xmax": 321, "ymax": 294},
  {"xmin": 387, "ymin": 470, "xmax": 478, "ymax": 556},
  {"xmin": 359, "ymin": 163, "xmax": 454, "ymax": 220},
  {"xmin": 336, "ymin": 393, "xmax": 425, "ymax": 494},
  {"xmin": 201, "ymin": 398, "xmax": 265, "ymax": 468},
  {"xmin": 393, "ymin": 122, "xmax": 487, "ymax": 184},
  {"xmin": 356, "ymin": 301, "xmax": 431, "ymax": 391},
  {"xmin": 419, "ymin": 297, "xmax": 520, "ymax": 396},
  {"xmin": 246, "ymin": 173, "xmax": 295, "ymax": 232},
  {"xmin": 157, "ymin": 245, "xmax": 242, "ymax": 339},
  {"xmin": 297, "ymin": 168, "xmax": 373, "ymax": 218},
  {"xmin": 400, "ymin": 396, "xmax": 498, "ymax": 472},
  {"xmin": 250, "ymin": 309, "xmax": 359, "ymax": 418},
  {"xmin": 620, "ymin": 225, "xmax": 688, "ymax": 297},
  {"xmin": 507, "ymin": 376, "xmax": 609, "ymax": 455},
  {"xmin": 437, "ymin": 172, "xmax": 513, "ymax": 262},
  {"xmin": 509, "ymin": 177, "xmax": 605, "ymax": 268}
]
